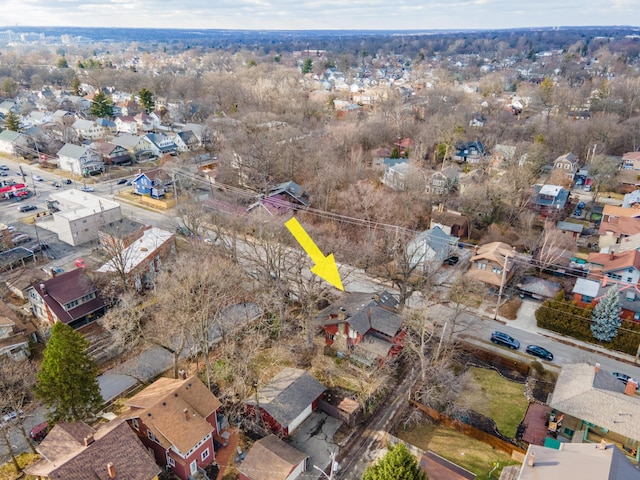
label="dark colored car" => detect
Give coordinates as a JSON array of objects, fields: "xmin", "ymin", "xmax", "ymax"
[
  {"xmin": 577, "ymin": 201, "xmax": 586, "ymax": 209},
  {"xmin": 444, "ymin": 256, "xmax": 459, "ymax": 266},
  {"xmin": 612, "ymin": 372, "xmax": 639, "ymax": 389},
  {"xmin": 490, "ymin": 331, "xmax": 520, "ymax": 350},
  {"xmin": 30, "ymin": 422, "xmax": 49, "ymax": 442},
  {"xmin": 117, "ymin": 178, "xmax": 128, "ymax": 185},
  {"xmin": 17, "ymin": 204, "xmax": 37, "ymax": 212},
  {"xmin": 525, "ymin": 345, "xmax": 554, "ymax": 361},
  {"xmin": 63, "ymin": 179, "xmax": 72, "ymax": 184}
]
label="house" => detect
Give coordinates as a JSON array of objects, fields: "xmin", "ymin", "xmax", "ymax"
[
  {"xmin": 134, "ymin": 112, "xmax": 157, "ymax": 132},
  {"xmin": 174, "ymin": 130, "xmax": 201, "ymax": 152},
  {"xmin": 371, "ymin": 147, "xmax": 392, "ymax": 169},
  {"xmin": 573, "ymin": 277, "xmax": 640, "ymax": 321},
  {"xmin": 122, "ymin": 374, "xmax": 222, "ymax": 480},
  {"xmin": 90, "ymin": 140, "xmax": 133, "ymax": 166},
  {"xmin": 468, "ymin": 112, "xmax": 486, "ymax": 127},
  {"xmin": 488, "ymin": 144, "xmax": 517, "ymax": 172},
  {"xmin": 313, "ymin": 291, "xmax": 405, "ymax": 366},
  {"xmin": 425, "ymin": 165, "xmax": 460, "ymax": 195},
  {"xmin": 132, "ymin": 169, "xmax": 170, "ymax": 198},
  {"xmin": 96, "ymin": 227, "xmax": 175, "ymax": 291},
  {"xmin": 27, "ymin": 268, "xmax": 106, "ymax": 330},
  {"xmin": 452, "ymin": 141, "xmax": 485, "ymax": 163},
  {"xmin": 532, "ymin": 185, "xmax": 571, "ymax": 217},
  {"xmin": 56, "ymin": 143, "xmax": 104, "ymax": 176},
  {"xmin": 407, "ymin": 226, "xmax": 459, "ymax": 271},
  {"xmin": 95, "ymin": 117, "xmax": 117, "ymax": 136},
  {"xmin": 115, "ymin": 115, "xmax": 139, "ymax": 134},
  {"xmin": 0, "ymin": 300, "xmax": 36, "ymax": 361},
  {"xmin": 382, "ymin": 159, "xmax": 410, "ymax": 191},
  {"xmin": 622, "ymin": 151, "xmax": 640, "ymax": 170},
  {"xmin": 587, "ymin": 249, "xmax": 640, "ymax": 285},
  {"xmin": 548, "ymin": 363, "xmax": 640, "ymax": 453},
  {"xmin": 552, "ymin": 152, "xmax": 579, "ymax": 182},
  {"xmin": 557, "ymin": 221, "xmax": 584, "ymax": 240},
  {"xmin": 141, "ymin": 132, "xmax": 177, "ymax": 157},
  {"xmin": 25, "ymin": 420, "xmax": 161, "ymax": 480},
  {"xmin": 53, "ymin": 109, "xmax": 75, "ymax": 126},
  {"xmin": 598, "ymin": 205, "xmax": 640, "ymax": 251},
  {"xmin": 394, "ymin": 137, "xmax": 415, "ymax": 157},
  {"xmin": 430, "ymin": 206, "xmax": 469, "ymax": 239},
  {"xmin": 35, "ymin": 190, "xmax": 122, "ymax": 246},
  {"xmin": 516, "ymin": 442, "xmax": 640, "ymax": 480},
  {"xmin": 238, "ymin": 435, "xmax": 309, "ymax": 480},
  {"xmin": 2, "ymin": 267, "xmax": 48, "ymax": 301},
  {"xmin": 246, "ymin": 368, "xmax": 326, "ymax": 437},
  {"xmin": 248, "ymin": 180, "xmax": 310, "ymax": 214},
  {"xmin": 71, "ymin": 118, "xmax": 103, "ymax": 141},
  {"xmin": 111, "ymin": 133, "xmax": 147, "ymax": 157},
  {"xmin": 98, "ymin": 218, "xmax": 147, "ymax": 251},
  {"xmin": 465, "ymin": 241, "xmax": 516, "ymax": 288},
  {"xmin": 0, "ymin": 130, "xmax": 29, "ymax": 155}
]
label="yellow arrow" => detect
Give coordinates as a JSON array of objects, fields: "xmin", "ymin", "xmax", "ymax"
[{"xmin": 285, "ymin": 217, "xmax": 344, "ymax": 291}]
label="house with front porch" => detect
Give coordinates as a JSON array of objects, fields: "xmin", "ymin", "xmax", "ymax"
[
  {"xmin": 174, "ymin": 130, "xmax": 201, "ymax": 152},
  {"xmin": 111, "ymin": 133, "xmax": 147, "ymax": 158},
  {"xmin": 407, "ymin": 226, "xmax": 459, "ymax": 272},
  {"xmin": 552, "ymin": 152, "xmax": 579, "ymax": 183},
  {"xmin": 56, "ymin": 143, "xmax": 104, "ymax": 176},
  {"xmin": 90, "ymin": 141, "xmax": 132, "ymax": 166},
  {"xmin": 573, "ymin": 277, "xmax": 640, "ymax": 321},
  {"xmin": 532, "ymin": 185, "xmax": 570, "ymax": 217},
  {"xmin": 132, "ymin": 169, "xmax": 170, "ymax": 198},
  {"xmin": 115, "ymin": 115, "xmax": 139, "ymax": 134},
  {"xmin": 587, "ymin": 249, "xmax": 640, "ymax": 285},
  {"xmin": 313, "ymin": 291, "xmax": 405, "ymax": 366},
  {"xmin": 27, "ymin": 268, "xmax": 106, "ymax": 330},
  {"xmin": 141, "ymin": 132, "xmax": 177, "ymax": 157},
  {"xmin": 122, "ymin": 373, "xmax": 222, "ymax": 480},
  {"xmin": 71, "ymin": 118, "xmax": 104, "ymax": 141},
  {"xmin": 465, "ymin": 241, "xmax": 516, "ymax": 289},
  {"xmin": 547, "ymin": 363, "xmax": 640, "ymax": 462}
]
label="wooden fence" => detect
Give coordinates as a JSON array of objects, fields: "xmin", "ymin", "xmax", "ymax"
[{"xmin": 410, "ymin": 401, "xmax": 526, "ymax": 457}]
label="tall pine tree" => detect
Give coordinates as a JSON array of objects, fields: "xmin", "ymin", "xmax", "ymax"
[
  {"xmin": 35, "ymin": 322, "xmax": 103, "ymax": 422},
  {"xmin": 362, "ymin": 443, "xmax": 427, "ymax": 480},
  {"xmin": 4, "ymin": 111, "xmax": 20, "ymax": 132},
  {"xmin": 90, "ymin": 90, "xmax": 114, "ymax": 118},
  {"xmin": 591, "ymin": 286, "xmax": 622, "ymax": 342}
]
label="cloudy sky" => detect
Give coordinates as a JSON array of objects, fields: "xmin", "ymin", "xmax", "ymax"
[{"xmin": 1, "ymin": 0, "xmax": 639, "ymax": 30}]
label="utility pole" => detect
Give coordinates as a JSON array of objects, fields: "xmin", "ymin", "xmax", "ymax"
[
  {"xmin": 493, "ymin": 255, "xmax": 510, "ymax": 321},
  {"xmin": 313, "ymin": 451, "xmax": 338, "ymax": 480}
]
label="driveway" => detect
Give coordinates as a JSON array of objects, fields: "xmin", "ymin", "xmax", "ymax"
[{"xmin": 289, "ymin": 411, "xmax": 342, "ymax": 478}]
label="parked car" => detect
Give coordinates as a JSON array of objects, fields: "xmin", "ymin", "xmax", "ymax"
[
  {"xmin": 573, "ymin": 208, "xmax": 582, "ymax": 217},
  {"xmin": 17, "ymin": 204, "xmax": 37, "ymax": 212},
  {"xmin": 80, "ymin": 185, "xmax": 95, "ymax": 192},
  {"xmin": 525, "ymin": 345, "xmax": 554, "ymax": 361},
  {"xmin": 490, "ymin": 331, "xmax": 520, "ymax": 350},
  {"xmin": 117, "ymin": 178, "xmax": 128, "ymax": 185},
  {"xmin": 2, "ymin": 409, "xmax": 24, "ymax": 423},
  {"xmin": 63, "ymin": 179, "xmax": 72, "ymax": 185},
  {"xmin": 11, "ymin": 234, "xmax": 31, "ymax": 245},
  {"xmin": 0, "ymin": 171, "xmax": 7, "ymax": 177},
  {"xmin": 51, "ymin": 181, "xmax": 61, "ymax": 188},
  {"xmin": 32, "ymin": 174, "xmax": 43, "ymax": 181},
  {"xmin": 577, "ymin": 201, "xmax": 585, "ymax": 209},
  {"xmin": 612, "ymin": 372, "xmax": 639, "ymax": 389},
  {"xmin": 0, "ymin": 165, "xmax": 9, "ymax": 170},
  {"xmin": 30, "ymin": 422, "xmax": 49, "ymax": 442},
  {"xmin": 75, "ymin": 258, "xmax": 87, "ymax": 268},
  {"xmin": 444, "ymin": 256, "xmax": 459, "ymax": 266}
]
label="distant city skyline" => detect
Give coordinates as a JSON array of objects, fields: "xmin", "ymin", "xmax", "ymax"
[{"xmin": 1, "ymin": 1, "xmax": 639, "ymax": 31}]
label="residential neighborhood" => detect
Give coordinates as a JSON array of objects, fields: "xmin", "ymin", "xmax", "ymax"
[{"xmin": 2, "ymin": 23, "xmax": 640, "ymax": 480}]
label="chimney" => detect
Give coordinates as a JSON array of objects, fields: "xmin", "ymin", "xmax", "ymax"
[
  {"xmin": 178, "ymin": 369, "xmax": 186, "ymax": 380},
  {"xmin": 84, "ymin": 434, "xmax": 94, "ymax": 446},
  {"xmin": 183, "ymin": 408, "xmax": 189, "ymax": 421},
  {"xmin": 595, "ymin": 363, "xmax": 600, "ymax": 373},
  {"xmin": 625, "ymin": 379, "xmax": 638, "ymax": 396},
  {"xmin": 602, "ymin": 277, "xmax": 608, "ymax": 287},
  {"xmin": 107, "ymin": 462, "xmax": 116, "ymax": 479},
  {"xmin": 610, "ymin": 251, "xmax": 615, "ymax": 260},
  {"xmin": 40, "ymin": 283, "xmax": 47, "ymax": 295},
  {"xmin": 527, "ymin": 451, "xmax": 535, "ymax": 467}
]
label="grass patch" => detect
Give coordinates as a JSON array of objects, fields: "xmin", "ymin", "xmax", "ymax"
[
  {"xmin": 396, "ymin": 422, "xmax": 519, "ymax": 480},
  {"xmin": 0, "ymin": 452, "xmax": 40, "ymax": 480},
  {"xmin": 460, "ymin": 367, "xmax": 528, "ymax": 438}
]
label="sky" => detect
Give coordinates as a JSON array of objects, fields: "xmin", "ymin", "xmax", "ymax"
[{"xmin": 0, "ymin": 0, "xmax": 639, "ymax": 31}]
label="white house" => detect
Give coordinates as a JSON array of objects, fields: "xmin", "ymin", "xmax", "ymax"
[
  {"xmin": 56, "ymin": 144, "xmax": 104, "ymax": 176},
  {"xmin": 72, "ymin": 118, "xmax": 104, "ymax": 141},
  {"xmin": 0, "ymin": 130, "xmax": 29, "ymax": 155}
]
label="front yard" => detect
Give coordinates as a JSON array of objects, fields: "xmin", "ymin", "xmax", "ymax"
[
  {"xmin": 395, "ymin": 422, "xmax": 520, "ymax": 480},
  {"xmin": 459, "ymin": 367, "xmax": 529, "ymax": 438}
]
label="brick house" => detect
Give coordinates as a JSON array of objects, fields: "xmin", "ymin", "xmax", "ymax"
[{"xmin": 122, "ymin": 374, "xmax": 222, "ymax": 480}]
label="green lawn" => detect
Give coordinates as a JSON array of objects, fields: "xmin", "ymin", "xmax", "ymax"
[
  {"xmin": 396, "ymin": 422, "xmax": 520, "ymax": 480},
  {"xmin": 459, "ymin": 367, "xmax": 529, "ymax": 438}
]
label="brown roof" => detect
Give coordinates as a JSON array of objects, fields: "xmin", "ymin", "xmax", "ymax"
[
  {"xmin": 598, "ymin": 216, "xmax": 640, "ymax": 238},
  {"xmin": 470, "ymin": 241, "xmax": 516, "ymax": 266},
  {"xmin": 588, "ymin": 249, "xmax": 640, "ymax": 273},
  {"xmin": 125, "ymin": 375, "xmax": 221, "ymax": 454},
  {"xmin": 602, "ymin": 204, "xmax": 640, "ymax": 219},
  {"xmin": 623, "ymin": 152, "xmax": 640, "ymax": 161},
  {"xmin": 238, "ymin": 435, "xmax": 308, "ymax": 480},
  {"xmin": 26, "ymin": 420, "xmax": 161, "ymax": 480}
]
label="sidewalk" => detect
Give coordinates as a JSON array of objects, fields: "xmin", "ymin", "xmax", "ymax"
[{"xmin": 477, "ymin": 298, "xmax": 638, "ymax": 367}]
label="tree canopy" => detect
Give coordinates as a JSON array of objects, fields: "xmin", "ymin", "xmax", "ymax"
[
  {"xmin": 35, "ymin": 322, "xmax": 103, "ymax": 422},
  {"xmin": 362, "ymin": 443, "xmax": 427, "ymax": 480},
  {"xmin": 138, "ymin": 87, "xmax": 155, "ymax": 112},
  {"xmin": 90, "ymin": 90, "xmax": 114, "ymax": 118},
  {"xmin": 3, "ymin": 111, "xmax": 20, "ymax": 131},
  {"xmin": 591, "ymin": 286, "xmax": 622, "ymax": 342}
]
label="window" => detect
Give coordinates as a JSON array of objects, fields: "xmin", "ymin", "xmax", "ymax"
[
  {"xmin": 147, "ymin": 429, "xmax": 160, "ymax": 444},
  {"xmin": 201, "ymin": 448, "xmax": 210, "ymax": 461},
  {"xmin": 131, "ymin": 418, "xmax": 139, "ymax": 430},
  {"xmin": 65, "ymin": 299, "xmax": 79, "ymax": 310},
  {"xmin": 167, "ymin": 457, "xmax": 175, "ymax": 467},
  {"xmin": 492, "ymin": 267, "xmax": 502, "ymax": 274},
  {"xmin": 582, "ymin": 295, "xmax": 594, "ymax": 303},
  {"xmin": 477, "ymin": 263, "xmax": 486, "ymax": 270}
]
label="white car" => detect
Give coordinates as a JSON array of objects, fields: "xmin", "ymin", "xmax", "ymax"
[
  {"xmin": 32, "ymin": 174, "xmax": 43, "ymax": 181},
  {"xmin": 2, "ymin": 409, "xmax": 23, "ymax": 423},
  {"xmin": 80, "ymin": 186, "xmax": 95, "ymax": 192}
]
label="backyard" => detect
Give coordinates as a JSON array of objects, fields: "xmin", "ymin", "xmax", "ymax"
[
  {"xmin": 395, "ymin": 422, "xmax": 520, "ymax": 480},
  {"xmin": 459, "ymin": 367, "xmax": 529, "ymax": 438}
]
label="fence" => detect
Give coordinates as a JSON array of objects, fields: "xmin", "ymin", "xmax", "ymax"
[
  {"xmin": 317, "ymin": 399, "xmax": 359, "ymax": 427},
  {"xmin": 410, "ymin": 401, "xmax": 526, "ymax": 457}
]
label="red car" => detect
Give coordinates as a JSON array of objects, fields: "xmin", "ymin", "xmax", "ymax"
[{"xmin": 30, "ymin": 422, "xmax": 49, "ymax": 442}]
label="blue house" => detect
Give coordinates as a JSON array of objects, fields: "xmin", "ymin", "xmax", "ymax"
[{"xmin": 132, "ymin": 168, "xmax": 169, "ymax": 199}]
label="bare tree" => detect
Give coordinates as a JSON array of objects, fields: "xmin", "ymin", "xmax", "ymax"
[{"xmin": 534, "ymin": 220, "xmax": 576, "ymax": 275}]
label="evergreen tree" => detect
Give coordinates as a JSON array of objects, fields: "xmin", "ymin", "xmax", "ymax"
[
  {"xmin": 301, "ymin": 58, "xmax": 313, "ymax": 74},
  {"xmin": 138, "ymin": 88, "xmax": 155, "ymax": 113},
  {"xmin": 90, "ymin": 90, "xmax": 114, "ymax": 118},
  {"xmin": 362, "ymin": 444, "xmax": 427, "ymax": 480},
  {"xmin": 35, "ymin": 322, "xmax": 103, "ymax": 422},
  {"xmin": 4, "ymin": 111, "xmax": 20, "ymax": 131},
  {"xmin": 56, "ymin": 57, "xmax": 69, "ymax": 69},
  {"xmin": 591, "ymin": 286, "xmax": 622, "ymax": 342},
  {"xmin": 71, "ymin": 76, "xmax": 81, "ymax": 96}
]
